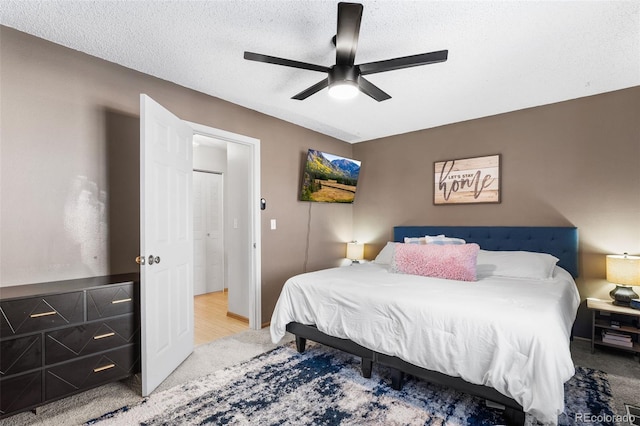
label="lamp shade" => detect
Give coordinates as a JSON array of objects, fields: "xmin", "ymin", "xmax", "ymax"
[
  {"xmin": 346, "ymin": 242, "xmax": 365, "ymax": 261},
  {"xmin": 606, "ymin": 254, "xmax": 640, "ymax": 285}
]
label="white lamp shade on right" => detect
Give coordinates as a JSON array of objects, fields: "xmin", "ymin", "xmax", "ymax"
[{"xmin": 606, "ymin": 254, "xmax": 640, "ymax": 285}]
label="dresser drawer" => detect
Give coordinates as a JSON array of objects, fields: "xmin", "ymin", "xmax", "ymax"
[
  {"xmin": 86, "ymin": 283, "xmax": 136, "ymax": 320},
  {"xmin": 45, "ymin": 315, "xmax": 139, "ymax": 365},
  {"xmin": 1, "ymin": 334, "xmax": 42, "ymax": 377},
  {"xmin": 0, "ymin": 292, "xmax": 84, "ymax": 337},
  {"xmin": 45, "ymin": 344, "xmax": 139, "ymax": 401},
  {"xmin": 0, "ymin": 371, "xmax": 42, "ymax": 416}
]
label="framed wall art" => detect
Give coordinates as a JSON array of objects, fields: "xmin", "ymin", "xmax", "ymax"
[{"xmin": 433, "ymin": 154, "xmax": 501, "ymax": 205}]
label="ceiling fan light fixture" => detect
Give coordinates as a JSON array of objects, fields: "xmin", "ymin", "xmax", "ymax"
[
  {"xmin": 243, "ymin": 2, "xmax": 448, "ymax": 102},
  {"xmin": 328, "ymin": 80, "xmax": 359, "ymax": 100},
  {"xmin": 327, "ymin": 65, "xmax": 359, "ymax": 100}
]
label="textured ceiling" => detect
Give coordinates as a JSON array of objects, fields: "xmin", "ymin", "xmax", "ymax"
[{"xmin": 1, "ymin": 1, "xmax": 639, "ymax": 143}]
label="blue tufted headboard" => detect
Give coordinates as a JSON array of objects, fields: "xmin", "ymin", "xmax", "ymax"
[{"xmin": 393, "ymin": 226, "xmax": 579, "ymax": 278}]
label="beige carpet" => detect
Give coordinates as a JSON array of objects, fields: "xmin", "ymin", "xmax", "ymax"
[{"xmin": 2, "ymin": 333, "xmax": 638, "ymax": 426}]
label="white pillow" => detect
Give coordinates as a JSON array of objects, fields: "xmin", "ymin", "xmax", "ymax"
[
  {"xmin": 404, "ymin": 237, "xmax": 426, "ymax": 244},
  {"xmin": 374, "ymin": 242, "xmax": 396, "ymax": 264},
  {"xmin": 476, "ymin": 249, "xmax": 559, "ymax": 280},
  {"xmin": 424, "ymin": 235, "xmax": 466, "ymax": 245}
]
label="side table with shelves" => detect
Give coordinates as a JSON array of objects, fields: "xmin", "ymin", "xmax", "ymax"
[{"xmin": 587, "ymin": 298, "xmax": 640, "ymax": 360}]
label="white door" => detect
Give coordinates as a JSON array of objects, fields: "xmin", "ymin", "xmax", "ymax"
[
  {"xmin": 140, "ymin": 94, "xmax": 194, "ymax": 396},
  {"xmin": 193, "ymin": 171, "xmax": 224, "ymax": 295}
]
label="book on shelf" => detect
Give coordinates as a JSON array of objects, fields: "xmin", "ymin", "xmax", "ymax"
[
  {"xmin": 602, "ymin": 336, "xmax": 633, "ymax": 348},
  {"xmin": 602, "ymin": 330, "xmax": 632, "ymax": 341},
  {"xmin": 601, "ymin": 330, "xmax": 633, "ymax": 347}
]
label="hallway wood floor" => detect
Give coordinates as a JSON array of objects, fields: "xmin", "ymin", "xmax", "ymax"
[{"xmin": 194, "ymin": 291, "xmax": 249, "ymax": 345}]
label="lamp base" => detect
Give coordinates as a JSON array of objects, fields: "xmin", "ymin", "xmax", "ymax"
[{"xmin": 610, "ymin": 285, "xmax": 639, "ymax": 306}]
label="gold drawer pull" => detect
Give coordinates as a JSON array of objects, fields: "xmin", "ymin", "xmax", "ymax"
[
  {"xmin": 111, "ymin": 298, "xmax": 132, "ymax": 304},
  {"xmin": 30, "ymin": 311, "xmax": 57, "ymax": 318},
  {"xmin": 93, "ymin": 332, "xmax": 115, "ymax": 340},
  {"xmin": 94, "ymin": 364, "xmax": 115, "ymax": 373}
]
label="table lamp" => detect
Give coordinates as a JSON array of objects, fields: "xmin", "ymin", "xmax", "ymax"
[
  {"xmin": 346, "ymin": 241, "xmax": 365, "ymax": 264},
  {"xmin": 606, "ymin": 253, "xmax": 640, "ymax": 306}
]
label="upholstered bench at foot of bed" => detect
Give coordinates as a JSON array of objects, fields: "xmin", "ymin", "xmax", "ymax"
[{"xmin": 286, "ymin": 322, "xmax": 373, "ymax": 378}]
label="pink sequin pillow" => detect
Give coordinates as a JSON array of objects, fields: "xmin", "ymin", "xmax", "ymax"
[{"xmin": 391, "ymin": 243, "xmax": 480, "ymax": 281}]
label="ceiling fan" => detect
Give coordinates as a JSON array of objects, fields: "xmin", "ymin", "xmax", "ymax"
[{"xmin": 244, "ymin": 2, "xmax": 448, "ymax": 102}]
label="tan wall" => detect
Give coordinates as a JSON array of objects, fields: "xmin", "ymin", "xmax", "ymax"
[
  {"xmin": 3, "ymin": 26, "xmax": 639, "ymax": 335},
  {"xmin": 0, "ymin": 27, "xmax": 353, "ymax": 322},
  {"xmin": 353, "ymin": 86, "xmax": 640, "ymax": 337}
]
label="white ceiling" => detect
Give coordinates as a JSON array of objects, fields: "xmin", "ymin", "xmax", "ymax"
[{"xmin": 1, "ymin": 1, "xmax": 638, "ymax": 143}]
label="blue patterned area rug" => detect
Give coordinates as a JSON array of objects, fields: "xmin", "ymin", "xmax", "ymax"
[{"xmin": 87, "ymin": 343, "xmax": 616, "ymax": 425}]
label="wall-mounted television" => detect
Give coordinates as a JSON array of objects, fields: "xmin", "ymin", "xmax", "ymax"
[{"xmin": 300, "ymin": 149, "xmax": 361, "ymax": 203}]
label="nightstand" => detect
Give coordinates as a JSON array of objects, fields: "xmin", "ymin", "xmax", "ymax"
[{"xmin": 587, "ymin": 298, "xmax": 640, "ymax": 361}]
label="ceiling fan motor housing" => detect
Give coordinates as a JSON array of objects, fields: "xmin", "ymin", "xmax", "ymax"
[{"xmin": 329, "ymin": 65, "xmax": 360, "ymax": 87}]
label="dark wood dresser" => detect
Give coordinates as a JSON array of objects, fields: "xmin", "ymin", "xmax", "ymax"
[{"xmin": 0, "ymin": 273, "xmax": 140, "ymax": 418}]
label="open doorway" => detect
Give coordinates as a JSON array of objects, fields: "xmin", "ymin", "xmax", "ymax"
[{"xmin": 192, "ymin": 134, "xmax": 250, "ymax": 345}]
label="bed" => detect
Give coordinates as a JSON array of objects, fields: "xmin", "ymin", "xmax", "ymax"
[{"xmin": 270, "ymin": 226, "xmax": 580, "ymax": 425}]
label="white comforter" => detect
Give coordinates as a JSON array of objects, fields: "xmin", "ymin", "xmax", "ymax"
[{"xmin": 270, "ymin": 263, "xmax": 580, "ymax": 424}]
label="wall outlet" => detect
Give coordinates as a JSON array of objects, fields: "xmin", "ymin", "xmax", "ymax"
[{"xmin": 270, "ymin": 219, "xmax": 277, "ymax": 230}]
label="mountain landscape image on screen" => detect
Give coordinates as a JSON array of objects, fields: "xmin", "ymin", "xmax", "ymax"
[{"xmin": 301, "ymin": 149, "xmax": 361, "ymax": 203}]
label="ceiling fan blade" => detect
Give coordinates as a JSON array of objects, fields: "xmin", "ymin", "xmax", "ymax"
[
  {"xmin": 292, "ymin": 78, "xmax": 330, "ymax": 100},
  {"xmin": 244, "ymin": 51, "xmax": 330, "ymax": 73},
  {"xmin": 335, "ymin": 2, "xmax": 363, "ymax": 66},
  {"xmin": 358, "ymin": 77, "xmax": 391, "ymax": 102},
  {"xmin": 359, "ymin": 50, "xmax": 448, "ymax": 75}
]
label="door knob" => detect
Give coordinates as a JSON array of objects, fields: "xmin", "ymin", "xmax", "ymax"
[
  {"xmin": 148, "ymin": 255, "xmax": 161, "ymax": 265},
  {"xmin": 135, "ymin": 256, "xmax": 145, "ymax": 265}
]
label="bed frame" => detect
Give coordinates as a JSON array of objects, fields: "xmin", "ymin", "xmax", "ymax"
[{"xmin": 286, "ymin": 226, "xmax": 579, "ymax": 426}]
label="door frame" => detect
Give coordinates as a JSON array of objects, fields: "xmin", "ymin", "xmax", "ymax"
[{"xmin": 187, "ymin": 122, "xmax": 261, "ymax": 330}]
